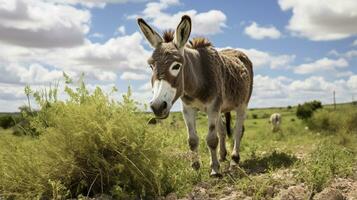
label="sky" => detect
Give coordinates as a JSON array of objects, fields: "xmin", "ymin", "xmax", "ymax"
[{"xmin": 0, "ymin": 0, "xmax": 357, "ymax": 112}]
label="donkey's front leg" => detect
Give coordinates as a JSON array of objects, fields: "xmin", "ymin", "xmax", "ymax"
[
  {"xmin": 182, "ymin": 103, "xmax": 200, "ymax": 170},
  {"xmin": 206, "ymin": 105, "xmax": 221, "ymax": 177}
]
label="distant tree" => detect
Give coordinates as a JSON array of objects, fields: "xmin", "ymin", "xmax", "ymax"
[
  {"xmin": 287, "ymin": 105, "xmax": 292, "ymax": 110},
  {"xmin": 296, "ymin": 100, "xmax": 323, "ymax": 120}
]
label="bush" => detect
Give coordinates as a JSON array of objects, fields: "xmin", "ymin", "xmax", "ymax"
[
  {"xmin": 296, "ymin": 100, "xmax": 323, "ymax": 120},
  {"xmin": 0, "ymin": 77, "xmax": 192, "ymax": 199},
  {"xmin": 287, "ymin": 105, "xmax": 292, "ymax": 110},
  {"xmin": 261, "ymin": 113, "xmax": 270, "ymax": 119},
  {"xmin": 0, "ymin": 115, "xmax": 21, "ymax": 129},
  {"xmin": 252, "ymin": 114, "xmax": 258, "ymax": 119},
  {"xmin": 308, "ymin": 107, "xmax": 357, "ymax": 133}
]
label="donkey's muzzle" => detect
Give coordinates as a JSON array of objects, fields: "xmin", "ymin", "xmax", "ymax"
[{"xmin": 150, "ymin": 101, "xmax": 169, "ymax": 118}]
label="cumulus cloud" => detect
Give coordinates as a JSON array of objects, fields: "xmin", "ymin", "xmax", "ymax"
[
  {"xmin": 244, "ymin": 22, "xmax": 281, "ymax": 40},
  {"xmin": 293, "ymin": 57, "xmax": 349, "ymax": 74},
  {"xmin": 250, "ymin": 74, "xmax": 355, "ymax": 108},
  {"xmin": 130, "ymin": 0, "xmax": 227, "ymax": 35},
  {"xmin": 120, "ymin": 71, "xmax": 148, "ymax": 80},
  {"xmin": 232, "ymin": 48, "xmax": 295, "ymax": 69},
  {"xmin": 0, "ymin": 0, "xmax": 90, "ymax": 48},
  {"xmin": 0, "ymin": 63, "xmax": 63, "ymax": 85},
  {"xmin": 347, "ymin": 75, "xmax": 357, "ymax": 90},
  {"xmin": 278, "ymin": 0, "xmax": 357, "ymax": 41}
]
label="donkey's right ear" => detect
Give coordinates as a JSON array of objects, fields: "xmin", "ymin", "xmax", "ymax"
[{"xmin": 137, "ymin": 18, "xmax": 163, "ymax": 48}]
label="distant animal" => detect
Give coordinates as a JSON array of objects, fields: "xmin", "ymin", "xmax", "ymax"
[
  {"xmin": 269, "ymin": 113, "xmax": 282, "ymax": 132},
  {"xmin": 137, "ymin": 15, "xmax": 253, "ymax": 177}
]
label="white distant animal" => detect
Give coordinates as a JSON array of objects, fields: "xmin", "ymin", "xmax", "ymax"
[{"xmin": 270, "ymin": 113, "xmax": 282, "ymax": 132}]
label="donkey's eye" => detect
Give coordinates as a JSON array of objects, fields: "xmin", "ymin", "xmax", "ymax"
[{"xmin": 172, "ymin": 64, "xmax": 181, "ymax": 70}]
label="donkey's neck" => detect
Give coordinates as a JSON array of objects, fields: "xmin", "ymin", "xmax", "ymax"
[{"xmin": 182, "ymin": 47, "xmax": 204, "ymax": 98}]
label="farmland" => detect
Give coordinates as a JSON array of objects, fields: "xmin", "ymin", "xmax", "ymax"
[{"xmin": 0, "ymin": 85, "xmax": 356, "ymax": 199}]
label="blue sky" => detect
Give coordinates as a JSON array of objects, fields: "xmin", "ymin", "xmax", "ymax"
[{"xmin": 0, "ymin": 0, "xmax": 356, "ymax": 112}]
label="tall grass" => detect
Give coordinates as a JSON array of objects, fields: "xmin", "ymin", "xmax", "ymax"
[
  {"xmin": 0, "ymin": 77, "xmax": 195, "ymax": 199},
  {"xmin": 307, "ymin": 106, "xmax": 357, "ymax": 134}
]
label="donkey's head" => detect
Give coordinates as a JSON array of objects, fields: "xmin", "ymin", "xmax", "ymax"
[{"xmin": 137, "ymin": 15, "xmax": 191, "ymax": 119}]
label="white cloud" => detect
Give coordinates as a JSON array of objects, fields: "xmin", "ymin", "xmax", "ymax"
[
  {"xmin": 352, "ymin": 39, "xmax": 357, "ymax": 46},
  {"xmin": 139, "ymin": 82, "xmax": 151, "ymax": 91},
  {"xmin": 117, "ymin": 26, "xmax": 126, "ymax": 35},
  {"xmin": 293, "ymin": 57, "xmax": 349, "ymax": 74},
  {"xmin": 344, "ymin": 50, "xmax": 357, "ymax": 58},
  {"xmin": 231, "ymin": 48, "xmax": 295, "ymax": 69},
  {"xmin": 244, "ymin": 22, "xmax": 281, "ymax": 40},
  {"xmin": 90, "ymin": 33, "xmax": 105, "ymax": 38},
  {"xmin": 347, "ymin": 75, "xmax": 357, "ymax": 90},
  {"xmin": 120, "ymin": 72, "xmax": 148, "ymax": 80},
  {"xmin": 0, "ymin": 63, "xmax": 64, "ymax": 85},
  {"xmin": 278, "ymin": 0, "xmax": 357, "ymax": 41},
  {"xmin": 250, "ymin": 74, "xmax": 356, "ymax": 108},
  {"xmin": 0, "ymin": 0, "xmax": 90, "ymax": 48},
  {"xmin": 131, "ymin": 0, "xmax": 227, "ymax": 35}
]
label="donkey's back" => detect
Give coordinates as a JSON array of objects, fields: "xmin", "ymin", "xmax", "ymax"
[{"xmin": 218, "ymin": 48, "xmax": 253, "ymax": 111}]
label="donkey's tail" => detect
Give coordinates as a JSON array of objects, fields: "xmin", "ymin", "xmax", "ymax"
[{"xmin": 224, "ymin": 112, "xmax": 232, "ymax": 138}]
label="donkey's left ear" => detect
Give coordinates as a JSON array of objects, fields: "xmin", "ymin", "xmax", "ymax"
[{"xmin": 174, "ymin": 15, "xmax": 191, "ymax": 49}]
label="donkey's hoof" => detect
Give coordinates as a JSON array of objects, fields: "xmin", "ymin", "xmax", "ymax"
[
  {"xmin": 231, "ymin": 154, "xmax": 240, "ymax": 164},
  {"xmin": 191, "ymin": 161, "xmax": 200, "ymax": 170},
  {"xmin": 210, "ymin": 170, "xmax": 223, "ymax": 178}
]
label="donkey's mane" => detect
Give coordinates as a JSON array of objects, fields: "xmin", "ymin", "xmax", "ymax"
[
  {"xmin": 189, "ymin": 37, "xmax": 212, "ymax": 49},
  {"xmin": 162, "ymin": 30, "xmax": 175, "ymax": 43},
  {"xmin": 162, "ymin": 30, "xmax": 212, "ymax": 49}
]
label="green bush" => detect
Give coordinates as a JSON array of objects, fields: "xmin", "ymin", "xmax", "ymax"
[
  {"xmin": 0, "ymin": 115, "xmax": 21, "ymax": 129},
  {"xmin": 0, "ymin": 116, "xmax": 14, "ymax": 129},
  {"xmin": 308, "ymin": 107, "xmax": 357, "ymax": 134},
  {"xmin": 296, "ymin": 100, "xmax": 322, "ymax": 120},
  {"xmin": 252, "ymin": 114, "xmax": 258, "ymax": 119},
  {"xmin": 0, "ymin": 77, "xmax": 193, "ymax": 199}
]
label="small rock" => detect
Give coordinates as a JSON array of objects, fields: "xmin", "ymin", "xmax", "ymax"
[
  {"xmin": 346, "ymin": 182, "xmax": 357, "ymax": 199},
  {"xmin": 164, "ymin": 193, "xmax": 177, "ymax": 200},
  {"xmin": 277, "ymin": 184, "xmax": 308, "ymax": 200},
  {"xmin": 313, "ymin": 188, "xmax": 345, "ymax": 200}
]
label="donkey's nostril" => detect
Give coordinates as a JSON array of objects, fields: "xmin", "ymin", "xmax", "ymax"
[{"xmin": 161, "ymin": 101, "xmax": 167, "ymax": 110}]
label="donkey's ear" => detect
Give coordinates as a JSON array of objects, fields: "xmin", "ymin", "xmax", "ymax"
[
  {"xmin": 174, "ymin": 15, "xmax": 191, "ymax": 49},
  {"xmin": 137, "ymin": 18, "xmax": 163, "ymax": 48}
]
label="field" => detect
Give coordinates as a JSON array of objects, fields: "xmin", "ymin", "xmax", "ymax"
[{"xmin": 0, "ymin": 85, "xmax": 356, "ymax": 200}]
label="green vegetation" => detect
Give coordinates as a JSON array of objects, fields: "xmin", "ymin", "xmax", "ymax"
[
  {"xmin": 296, "ymin": 100, "xmax": 323, "ymax": 120},
  {"xmin": 0, "ymin": 79, "xmax": 356, "ymax": 199}
]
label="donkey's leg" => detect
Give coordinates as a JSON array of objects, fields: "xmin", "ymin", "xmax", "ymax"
[
  {"xmin": 206, "ymin": 105, "xmax": 221, "ymax": 177},
  {"xmin": 231, "ymin": 106, "xmax": 247, "ymax": 167},
  {"xmin": 218, "ymin": 116, "xmax": 227, "ymax": 162},
  {"xmin": 182, "ymin": 103, "xmax": 200, "ymax": 170}
]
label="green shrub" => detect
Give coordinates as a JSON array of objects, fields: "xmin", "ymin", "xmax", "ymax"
[
  {"xmin": 308, "ymin": 107, "xmax": 357, "ymax": 134},
  {"xmin": 0, "ymin": 115, "xmax": 21, "ymax": 129},
  {"xmin": 0, "ymin": 116, "xmax": 14, "ymax": 129},
  {"xmin": 252, "ymin": 114, "xmax": 258, "ymax": 119},
  {"xmin": 0, "ymin": 77, "xmax": 193, "ymax": 199},
  {"xmin": 296, "ymin": 100, "xmax": 322, "ymax": 120},
  {"xmin": 287, "ymin": 105, "xmax": 292, "ymax": 110},
  {"xmin": 261, "ymin": 113, "xmax": 270, "ymax": 119}
]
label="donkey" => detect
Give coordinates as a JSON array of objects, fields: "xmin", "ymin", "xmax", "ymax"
[
  {"xmin": 137, "ymin": 15, "xmax": 253, "ymax": 176},
  {"xmin": 270, "ymin": 113, "xmax": 282, "ymax": 132}
]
